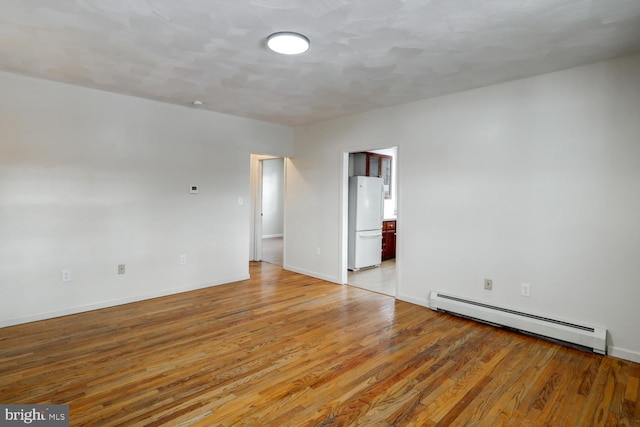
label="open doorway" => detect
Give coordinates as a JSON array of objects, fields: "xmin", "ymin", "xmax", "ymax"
[
  {"xmin": 261, "ymin": 158, "xmax": 284, "ymax": 265},
  {"xmin": 344, "ymin": 147, "xmax": 398, "ymax": 296},
  {"xmin": 250, "ymin": 155, "xmax": 285, "ymax": 266}
]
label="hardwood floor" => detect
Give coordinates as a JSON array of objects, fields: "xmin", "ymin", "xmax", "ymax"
[{"xmin": 1, "ymin": 262, "xmax": 639, "ymax": 426}]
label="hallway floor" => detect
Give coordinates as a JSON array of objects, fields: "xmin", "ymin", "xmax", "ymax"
[{"xmin": 262, "ymin": 236, "xmax": 283, "ymax": 266}]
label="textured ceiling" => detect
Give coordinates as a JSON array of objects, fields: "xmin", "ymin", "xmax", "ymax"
[{"xmin": 1, "ymin": 0, "xmax": 640, "ymax": 126}]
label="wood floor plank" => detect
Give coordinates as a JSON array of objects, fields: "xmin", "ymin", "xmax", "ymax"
[
  {"xmin": 1, "ymin": 262, "xmax": 639, "ymax": 426},
  {"xmin": 575, "ymin": 356, "xmax": 617, "ymax": 427}
]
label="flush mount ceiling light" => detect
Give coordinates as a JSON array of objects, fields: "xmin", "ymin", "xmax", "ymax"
[{"xmin": 267, "ymin": 32, "xmax": 310, "ymax": 55}]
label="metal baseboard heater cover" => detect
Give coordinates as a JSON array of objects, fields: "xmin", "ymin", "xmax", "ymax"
[{"xmin": 429, "ymin": 292, "xmax": 607, "ymax": 355}]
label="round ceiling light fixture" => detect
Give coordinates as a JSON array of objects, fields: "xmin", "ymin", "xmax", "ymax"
[{"xmin": 267, "ymin": 32, "xmax": 310, "ymax": 55}]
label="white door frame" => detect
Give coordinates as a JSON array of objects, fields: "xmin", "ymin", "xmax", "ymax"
[
  {"xmin": 340, "ymin": 151, "xmax": 350, "ymax": 284},
  {"xmin": 250, "ymin": 155, "xmax": 264, "ymax": 261},
  {"xmin": 249, "ymin": 154, "xmax": 286, "ymax": 263}
]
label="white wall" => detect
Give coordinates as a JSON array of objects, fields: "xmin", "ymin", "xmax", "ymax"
[
  {"xmin": 0, "ymin": 71, "xmax": 293, "ymax": 326},
  {"xmin": 287, "ymin": 53, "xmax": 640, "ymax": 362},
  {"xmin": 262, "ymin": 158, "xmax": 284, "ymax": 237}
]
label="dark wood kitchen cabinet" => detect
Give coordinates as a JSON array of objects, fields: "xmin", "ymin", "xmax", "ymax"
[
  {"xmin": 352, "ymin": 152, "xmax": 392, "ymax": 199},
  {"xmin": 382, "ymin": 220, "xmax": 396, "ymax": 260}
]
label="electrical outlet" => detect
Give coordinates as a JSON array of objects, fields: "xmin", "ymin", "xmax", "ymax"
[
  {"xmin": 118, "ymin": 264, "xmax": 125, "ymax": 275},
  {"xmin": 484, "ymin": 279, "xmax": 493, "ymax": 290},
  {"xmin": 315, "ymin": 247, "xmax": 321, "ymax": 256},
  {"xmin": 521, "ymin": 283, "xmax": 531, "ymax": 297},
  {"xmin": 180, "ymin": 254, "xmax": 187, "ymax": 265},
  {"xmin": 61, "ymin": 270, "xmax": 71, "ymax": 282}
]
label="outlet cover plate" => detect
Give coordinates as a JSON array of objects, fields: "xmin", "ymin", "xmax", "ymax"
[{"xmin": 484, "ymin": 279, "xmax": 493, "ymax": 290}]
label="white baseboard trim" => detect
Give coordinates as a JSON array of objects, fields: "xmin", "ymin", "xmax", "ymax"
[
  {"xmin": 396, "ymin": 294, "xmax": 430, "ymax": 308},
  {"xmin": 0, "ymin": 274, "xmax": 250, "ymax": 329},
  {"xmin": 262, "ymin": 234, "xmax": 283, "ymax": 239},
  {"xmin": 282, "ymin": 264, "xmax": 341, "ymax": 285},
  {"xmin": 608, "ymin": 346, "xmax": 640, "ymax": 363}
]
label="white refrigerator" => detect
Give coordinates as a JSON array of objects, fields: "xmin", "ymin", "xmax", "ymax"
[{"xmin": 348, "ymin": 176, "xmax": 384, "ymax": 270}]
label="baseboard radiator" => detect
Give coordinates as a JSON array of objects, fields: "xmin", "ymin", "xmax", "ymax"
[{"xmin": 428, "ymin": 292, "xmax": 607, "ymax": 355}]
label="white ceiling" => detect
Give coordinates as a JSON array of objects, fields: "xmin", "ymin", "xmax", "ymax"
[{"xmin": 2, "ymin": 0, "xmax": 640, "ymax": 126}]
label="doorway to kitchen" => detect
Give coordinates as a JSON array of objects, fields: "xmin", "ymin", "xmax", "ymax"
[{"xmin": 344, "ymin": 147, "xmax": 398, "ymax": 297}]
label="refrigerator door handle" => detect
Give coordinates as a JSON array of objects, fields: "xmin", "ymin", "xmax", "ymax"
[{"xmin": 359, "ymin": 231, "xmax": 382, "ymax": 238}]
